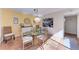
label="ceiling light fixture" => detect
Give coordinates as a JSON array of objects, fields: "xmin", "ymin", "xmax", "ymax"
[{"xmin": 33, "ymin": 8, "xmax": 41, "ymax": 23}]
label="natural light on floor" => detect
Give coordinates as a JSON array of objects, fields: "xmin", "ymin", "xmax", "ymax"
[
  {"xmin": 64, "ymin": 38, "xmax": 71, "ymax": 48},
  {"xmin": 64, "ymin": 35, "xmax": 79, "ymax": 50}
]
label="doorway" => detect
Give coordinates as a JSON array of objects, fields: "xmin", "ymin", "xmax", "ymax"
[{"xmin": 64, "ymin": 15, "xmax": 79, "ymax": 50}]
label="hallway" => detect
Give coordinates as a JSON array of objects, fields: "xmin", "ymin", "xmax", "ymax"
[{"xmin": 64, "ymin": 34, "xmax": 79, "ymax": 50}]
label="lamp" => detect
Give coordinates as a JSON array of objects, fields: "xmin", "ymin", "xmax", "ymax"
[{"xmin": 34, "ymin": 17, "xmax": 41, "ymax": 23}]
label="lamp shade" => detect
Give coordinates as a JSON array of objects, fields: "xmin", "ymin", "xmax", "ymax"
[{"xmin": 34, "ymin": 17, "xmax": 41, "ymax": 23}]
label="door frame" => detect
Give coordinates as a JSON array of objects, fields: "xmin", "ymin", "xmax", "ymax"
[{"xmin": 64, "ymin": 15, "xmax": 77, "ymax": 37}]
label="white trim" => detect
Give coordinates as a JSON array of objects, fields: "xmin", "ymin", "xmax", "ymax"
[{"xmin": 0, "ymin": 9, "xmax": 2, "ymax": 43}]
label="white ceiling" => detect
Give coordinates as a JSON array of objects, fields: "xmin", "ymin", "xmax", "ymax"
[
  {"xmin": 13, "ymin": 8, "xmax": 66, "ymax": 15},
  {"xmin": 13, "ymin": 8, "xmax": 79, "ymax": 16}
]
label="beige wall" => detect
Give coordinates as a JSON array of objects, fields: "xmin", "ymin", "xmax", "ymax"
[
  {"xmin": 0, "ymin": 8, "xmax": 35, "ymax": 43},
  {"xmin": 1, "ymin": 9, "xmax": 34, "ymax": 37}
]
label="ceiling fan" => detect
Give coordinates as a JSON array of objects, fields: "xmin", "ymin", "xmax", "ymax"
[
  {"xmin": 33, "ymin": 8, "xmax": 42, "ymax": 23},
  {"xmin": 33, "ymin": 8, "xmax": 43, "ymax": 17}
]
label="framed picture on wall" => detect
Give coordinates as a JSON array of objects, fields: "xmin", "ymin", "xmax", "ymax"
[
  {"xmin": 43, "ymin": 18, "xmax": 53, "ymax": 27},
  {"xmin": 13, "ymin": 16, "xmax": 19, "ymax": 24},
  {"xmin": 23, "ymin": 18, "xmax": 31, "ymax": 26},
  {"xmin": 24, "ymin": 18, "xmax": 30, "ymax": 24}
]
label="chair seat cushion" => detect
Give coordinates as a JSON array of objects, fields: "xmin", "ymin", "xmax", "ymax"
[
  {"xmin": 23, "ymin": 36, "xmax": 33, "ymax": 43},
  {"xmin": 4, "ymin": 33, "xmax": 14, "ymax": 37}
]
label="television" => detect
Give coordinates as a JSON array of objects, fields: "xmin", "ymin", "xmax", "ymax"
[{"xmin": 43, "ymin": 18, "xmax": 53, "ymax": 27}]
